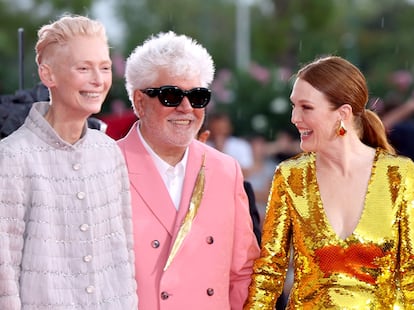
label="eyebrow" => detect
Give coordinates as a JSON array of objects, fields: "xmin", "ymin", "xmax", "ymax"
[{"xmin": 75, "ymin": 59, "xmax": 112, "ymax": 65}]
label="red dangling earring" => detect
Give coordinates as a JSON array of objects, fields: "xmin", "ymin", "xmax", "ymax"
[{"xmin": 337, "ymin": 119, "xmax": 347, "ymax": 136}]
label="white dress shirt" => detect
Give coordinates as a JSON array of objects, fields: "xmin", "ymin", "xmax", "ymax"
[{"xmin": 137, "ymin": 126, "xmax": 187, "ymax": 209}]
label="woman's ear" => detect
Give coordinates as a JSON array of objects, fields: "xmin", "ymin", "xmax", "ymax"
[
  {"xmin": 339, "ymin": 104, "xmax": 353, "ymax": 121},
  {"xmin": 38, "ymin": 64, "xmax": 55, "ymax": 87}
]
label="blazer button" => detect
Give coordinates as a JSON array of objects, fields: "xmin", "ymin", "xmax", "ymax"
[
  {"xmin": 151, "ymin": 240, "xmax": 160, "ymax": 248},
  {"xmin": 161, "ymin": 291, "xmax": 169, "ymax": 300},
  {"xmin": 206, "ymin": 288, "xmax": 214, "ymax": 296},
  {"xmin": 206, "ymin": 236, "xmax": 214, "ymax": 244}
]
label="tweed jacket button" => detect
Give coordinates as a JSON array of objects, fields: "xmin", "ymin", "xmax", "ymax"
[
  {"xmin": 206, "ymin": 288, "xmax": 214, "ymax": 296},
  {"xmin": 85, "ymin": 285, "xmax": 95, "ymax": 294},
  {"xmin": 151, "ymin": 240, "xmax": 160, "ymax": 248},
  {"xmin": 206, "ymin": 236, "xmax": 214, "ymax": 244},
  {"xmin": 72, "ymin": 163, "xmax": 81, "ymax": 171},
  {"xmin": 160, "ymin": 291, "xmax": 169, "ymax": 300},
  {"xmin": 83, "ymin": 255, "xmax": 92, "ymax": 263},
  {"xmin": 79, "ymin": 223, "xmax": 90, "ymax": 232}
]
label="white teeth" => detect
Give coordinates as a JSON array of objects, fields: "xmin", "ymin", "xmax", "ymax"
[
  {"xmin": 301, "ymin": 130, "xmax": 312, "ymax": 136},
  {"xmin": 82, "ymin": 92, "xmax": 100, "ymax": 98},
  {"xmin": 172, "ymin": 120, "xmax": 191, "ymax": 125}
]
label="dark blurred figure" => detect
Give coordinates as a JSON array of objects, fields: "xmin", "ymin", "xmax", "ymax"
[
  {"xmin": 389, "ymin": 121, "xmax": 414, "ymax": 161},
  {"xmin": 243, "ymin": 181, "xmax": 262, "ymax": 246},
  {"xmin": 0, "ymin": 83, "xmax": 48, "ymax": 138},
  {"xmin": 378, "ymin": 95, "xmax": 414, "ymax": 161},
  {"xmin": 373, "ymin": 69, "xmax": 414, "ymax": 161}
]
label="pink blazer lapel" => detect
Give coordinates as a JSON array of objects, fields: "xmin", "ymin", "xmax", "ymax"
[{"xmin": 119, "ymin": 124, "xmax": 177, "ymax": 236}]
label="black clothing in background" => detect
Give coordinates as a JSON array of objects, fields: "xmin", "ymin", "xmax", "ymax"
[{"xmin": 244, "ymin": 181, "xmax": 262, "ymax": 246}]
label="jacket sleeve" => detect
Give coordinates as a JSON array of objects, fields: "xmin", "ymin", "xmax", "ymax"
[
  {"xmin": 113, "ymin": 144, "xmax": 138, "ymax": 306},
  {"xmin": 243, "ymin": 165, "xmax": 292, "ymax": 310},
  {"xmin": 398, "ymin": 158, "xmax": 414, "ymax": 307},
  {"xmin": 229, "ymin": 161, "xmax": 261, "ymax": 310},
  {"xmin": 0, "ymin": 151, "xmax": 25, "ymax": 309}
]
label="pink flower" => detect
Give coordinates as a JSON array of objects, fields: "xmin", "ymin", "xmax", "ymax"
[
  {"xmin": 389, "ymin": 70, "xmax": 413, "ymax": 92},
  {"xmin": 249, "ymin": 62, "xmax": 270, "ymax": 84}
]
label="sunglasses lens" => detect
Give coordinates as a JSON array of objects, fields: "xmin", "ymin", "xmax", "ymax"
[
  {"xmin": 159, "ymin": 87, "xmax": 183, "ymax": 107},
  {"xmin": 187, "ymin": 88, "xmax": 211, "ymax": 108},
  {"xmin": 155, "ymin": 86, "xmax": 211, "ymax": 108}
]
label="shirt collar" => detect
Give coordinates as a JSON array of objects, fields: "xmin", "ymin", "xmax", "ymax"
[{"xmin": 136, "ymin": 124, "xmax": 188, "ymax": 174}]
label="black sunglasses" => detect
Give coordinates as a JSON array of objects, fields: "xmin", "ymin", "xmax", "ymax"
[{"xmin": 140, "ymin": 85, "xmax": 211, "ymax": 108}]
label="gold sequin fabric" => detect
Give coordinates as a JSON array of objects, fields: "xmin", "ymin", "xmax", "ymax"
[{"xmin": 244, "ymin": 148, "xmax": 414, "ymax": 310}]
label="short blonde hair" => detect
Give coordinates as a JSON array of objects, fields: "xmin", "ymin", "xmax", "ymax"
[{"xmin": 35, "ymin": 14, "xmax": 108, "ymax": 65}]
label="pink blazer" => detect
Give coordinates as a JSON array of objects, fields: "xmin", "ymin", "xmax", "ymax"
[{"xmin": 118, "ymin": 122, "xmax": 260, "ymax": 310}]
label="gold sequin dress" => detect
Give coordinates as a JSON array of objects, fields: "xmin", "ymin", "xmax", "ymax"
[{"xmin": 244, "ymin": 148, "xmax": 414, "ymax": 310}]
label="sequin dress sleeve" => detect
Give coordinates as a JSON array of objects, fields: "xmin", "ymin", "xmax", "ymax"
[
  {"xmin": 398, "ymin": 156, "xmax": 414, "ymax": 307},
  {"xmin": 244, "ymin": 149, "xmax": 414, "ymax": 310},
  {"xmin": 243, "ymin": 156, "xmax": 294, "ymax": 310}
]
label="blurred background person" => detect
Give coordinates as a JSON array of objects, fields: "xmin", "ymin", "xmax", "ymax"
[
  {"xmin": 206, "ymin": 111, "xmax": 253, "ymax": 174},
  {"xmin": 244, "ymin": 134, "xmax": 277, "ymax": 222},
  {"xmin": 375, "ymin": 94, "xmax": 414, "ymax": 161},
  {"xmin": 266, "ymin": 128, "xmax": 302, "ymax": 163}
]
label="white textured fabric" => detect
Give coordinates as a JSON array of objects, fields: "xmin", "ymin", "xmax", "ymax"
[{"xmin": 0, "ymin": 102, "xmax": 138, "ymax": 309}]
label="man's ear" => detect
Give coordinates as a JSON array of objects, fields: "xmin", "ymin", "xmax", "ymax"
[
  {"xmin": 38, "ymin": 63, "xmax": 55, "ymax": 87},
  {"xmin": 133, "ymin": 89, "xmax": 144, "ymax": 118},
  {"xmin": 197, "ymin": 129, "xmax": 210, "ymax": 143}
]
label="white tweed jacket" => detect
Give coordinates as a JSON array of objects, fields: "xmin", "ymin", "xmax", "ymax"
[{"xmin": 0, "ymin": 102, "xmax": 138, "ymax": 309}]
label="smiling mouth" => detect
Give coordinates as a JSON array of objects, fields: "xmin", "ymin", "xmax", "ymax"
[
  {"xmin": 300, "ymin": 130, "xmax": 312, "ymax": 137},
  {"xmin": 170, "ymin": 120, "xmax": 192, "ymax": 126},
  {"xmin": 81, "ymin": 92, "xmax": 101, "ymax": 98}
]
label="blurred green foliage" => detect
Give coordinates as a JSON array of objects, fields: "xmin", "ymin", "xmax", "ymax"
[{"xmin": 2, "ymin": 0, "xmax": 414, "ymax": 139}]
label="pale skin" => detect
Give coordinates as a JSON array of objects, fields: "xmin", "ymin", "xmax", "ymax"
[
  {"xmin": 133, "ymin": 73, "xmax": 206, "ymax": 166},
  {"xmin": 38, "ymin": 35, "xmax": 112, "ymax": 144},
  {"xmin": 290, "ymin": 78, "xmax": 376, "ymax": 240}
]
